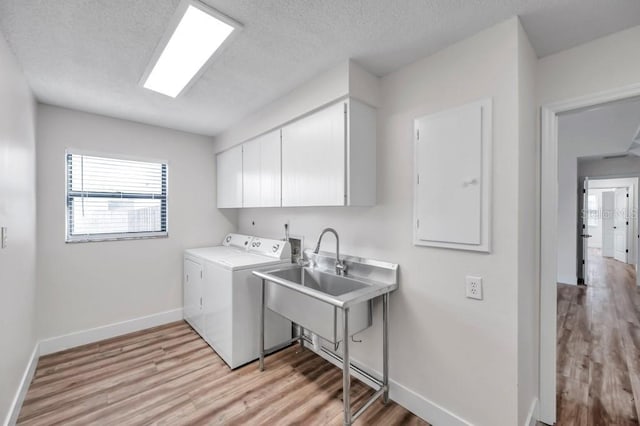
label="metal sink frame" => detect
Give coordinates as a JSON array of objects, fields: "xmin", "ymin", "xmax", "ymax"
[{"xmin": 253, "ymin": 249, "xmax": 398, "ymax": 426}]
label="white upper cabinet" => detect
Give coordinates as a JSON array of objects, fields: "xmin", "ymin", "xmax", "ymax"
[
  {"xmin": 281, "ymin": 99, "xmax": 376, "ymax": 207},
  {"xmin": 216, "ymin": 144, "xmax": 243, "ymax": 208},
  {"xmin": 215, "ymin": 98, "xmax": 376, "ymax": 209},
  {"xmin": 242, "ymin": 130, "xmax": 281, "ymax": 208}
]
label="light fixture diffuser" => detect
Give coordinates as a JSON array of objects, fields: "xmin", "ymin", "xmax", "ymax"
[{"xmin": 142, "ymin": 1, "xmax": 240, "ymax": 97}]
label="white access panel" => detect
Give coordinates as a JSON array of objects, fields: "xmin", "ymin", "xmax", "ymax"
[
  {"xmin": 413, "ymin": 99, "xmax": 492, "ymax": 252},
  {"xmin": 281, "ymin": 101, "xmax": 346, "ymax": 207},
  {"xmin": 217, "ymin": 145, "xmax": 243, "ymax": 208},
  {"xmin": 242, "ymin": 130, "xmax": 281, "ymax": 208}
]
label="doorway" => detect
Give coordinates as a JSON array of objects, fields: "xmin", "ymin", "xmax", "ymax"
[
  {"xmin": 540, "ymin": 88, "xmax": 640, "ymax": 424},
  {"xmin": 578, "ymin": 176, "xmax": 639, "ymax": 287}
]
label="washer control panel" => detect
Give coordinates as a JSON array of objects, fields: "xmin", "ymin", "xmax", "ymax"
[
  {"xmin": 222, "ymin": 233, "xmax": 253, "ymax": 249},
  {"xmin": 221, "ymin": 233, "xmax": 291, "ymax": 260},
  {"xmin": 249, "ymin": 237, "xmax": 291, "ymax": 260}
]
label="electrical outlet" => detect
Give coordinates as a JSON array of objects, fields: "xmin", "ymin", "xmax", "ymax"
[{"xmin": 465, "ymin": 275, "xmax": 483, "ymax": 300}]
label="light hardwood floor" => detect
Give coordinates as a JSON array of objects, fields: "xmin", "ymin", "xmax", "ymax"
[
  {"xmin": 17, "ymin": 321, "xmax": 428, "ymax": 425},
  {"xmin": 556, "ymin": 248, "xmax": 640, "ymax": 425}
]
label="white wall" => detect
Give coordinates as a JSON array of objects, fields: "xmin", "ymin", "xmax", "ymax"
[
  {"xmin": 516, "ymin": 21, "xmax": 540, "ymax": 426},
  {"xmin": 538, "ymin": 24, "xmax": 640, "ymax": 423},
  {"xmin": 539, "ymin": 23, "xmax": 640, "ymax": 279},
  {"xmin": 214, "ymin": 18, "xmax": 534, "ymax": 426},
  {"xmin": 555, "ymin": 107, "xmax": 640, "ymax": 284},
  {"xmin": 214, "ymin": 60, "xmax": 379, "ymax": 154},
  {"xmin": 580, "ymin": 155, "xmax": 640, "ymax": 178},
  {"xmin": 36, "ymin": 105, "xmax": 232, "ymax": 340},
  {"xmin": 540, "ymin": 25, "xmax": 640, "ymax": 284},
  {"xmin": 537, "ymin": 25, "xmax": 640, "ymax": 105},
  {"xmin": 0, "ymin": 35, "xmax": 37, "ymax": 422}
]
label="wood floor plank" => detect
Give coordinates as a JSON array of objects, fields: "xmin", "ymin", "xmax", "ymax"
[
  {"xmin": 557, "ymin": 248, "xmax": 640, "ymax": 426},
  {"xmin": 34, "ymin": 321, "xmax": 188, "ymax": 371},
  {"xmin": 18, "ymin": 321, "xmax": 424, "ymax": 425}
]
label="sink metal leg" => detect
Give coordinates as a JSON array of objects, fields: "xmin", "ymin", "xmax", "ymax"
[
  {"xmin": 342, "ymin": 306, "xmax": 351, "ymax": 426},
  {"xmin": 259, "ymin": 278, "xmax": 265, "ymax": 372},
  {"xmin": 298, "ymin": 325, "xmax": 305, "ymax": 350},
  {"xmin": 382, "ymin": 293, "xmax": 389, "ymax": 404}
]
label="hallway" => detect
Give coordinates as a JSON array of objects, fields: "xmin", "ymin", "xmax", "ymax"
[{"xmin": 556, "ymin": 249, "xmax": 640, "ymax": 425}]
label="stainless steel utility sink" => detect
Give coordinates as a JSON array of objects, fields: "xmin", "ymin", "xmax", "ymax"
[
  {"xmin": 263, "ymin": 265, "xmax": 372, "ymax": 343},
  {"xmin": 253, "ymin": 249, "xmax": 399, "ymax": 426},
  {"xmin": 253, "ymin": 250, "xmax": 399, "ymax": 345}
]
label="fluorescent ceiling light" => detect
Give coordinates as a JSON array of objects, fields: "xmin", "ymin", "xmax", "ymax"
[{"xmin": 143, "ymin": 2, "xmax": 239, "ymax": 97}]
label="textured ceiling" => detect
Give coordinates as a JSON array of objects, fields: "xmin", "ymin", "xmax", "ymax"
[{"xmin": 1, "ymin": 0, "xmax": 639, "ymax": 136}]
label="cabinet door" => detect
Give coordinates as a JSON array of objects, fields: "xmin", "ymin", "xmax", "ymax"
[
  {"xmin": 183, "ymin": 258, "xmax": 203, "ymax": 333},
  {"xmin": 259, "ymin": 131, "xmax": 281, "ymax": 207},
  {"xmin": 242, "ymin": 130, "xmax": 281, "ymax": 208},
  {"xmin": 242, "ymin": 139, "xmax": 261, "ymax": 207},
  {"xmin": 216, "ymin": 145, "xmax": 243, "ymax": 208},
  {"xmin": 281, "ymin": 102, "xmax": 346, "ymax": 206}
]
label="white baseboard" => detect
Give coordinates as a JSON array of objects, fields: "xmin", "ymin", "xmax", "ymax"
[
  {"xmin": 39, "ymin": 308, "xmax": 183, "ymax": 356},
  {"xmin": 390, "ymin": 379, "xmax": 472, "ymax": 426},
  {"xmin": 525, "ymin": 398, "xmax": 539, "ymax": 426},
  {"xmin": 3, "ymin": 343, "xmax": 39, "ymax": 426},
  {"xmin": 557, "ymin": 273, "xmax": 577, "ymax": 286},
  {"xmin": 305, "ymin": 343, "xmax": 471, "ymax": 426}
]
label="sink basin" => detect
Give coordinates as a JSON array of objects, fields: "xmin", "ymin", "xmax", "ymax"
[
  {"xmin": 260, "ymin": 265, "xmax": 373, "ymax": 344},
  {"xmin": 254, "ymin": 250, "xmax": 398, "ymax": 345},
  {"xmin": 269, "ymin": 267, "xmax": 369, "ymax": 296}
]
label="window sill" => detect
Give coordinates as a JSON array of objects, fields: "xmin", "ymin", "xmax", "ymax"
[{"xmin": 65, "ymin": 232, "xmax": 169, "ymax": 243}]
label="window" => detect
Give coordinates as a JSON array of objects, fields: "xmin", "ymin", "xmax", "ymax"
[{"xmin": 66, "ymin": 151, "xmax": 168, "ymax": 242}]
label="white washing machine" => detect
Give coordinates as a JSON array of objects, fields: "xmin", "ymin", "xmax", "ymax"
[
  {"xmin": 183, "ymin": 233, "xmax": 252, "ymax": 335},
  {"xmin": 184, "ymin": 234, "xmax": 292, "ymax": 369}
]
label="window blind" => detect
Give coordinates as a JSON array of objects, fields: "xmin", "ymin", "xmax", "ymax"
[{"xmin": 66, "ymin": 152, "xmax": 168, "ymax": 242}]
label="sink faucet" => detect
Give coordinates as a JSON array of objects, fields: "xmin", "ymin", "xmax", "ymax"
[{"xmin": 313, "ymin": 228, "xmax": 347, "ymax": 276}]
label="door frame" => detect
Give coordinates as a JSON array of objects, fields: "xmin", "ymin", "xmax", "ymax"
[
  {"xmin": 539, "ymin": 82, "xmax": 640, "ymax": 424},
  {"xmin": 578, "ymin": 177, "xmax": 589, "ymax": 284}
]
